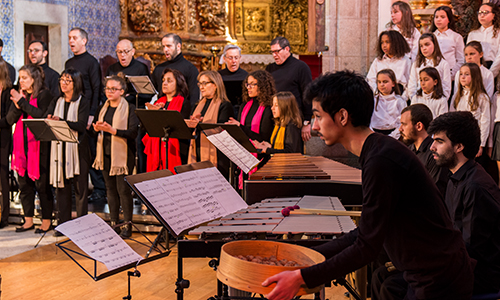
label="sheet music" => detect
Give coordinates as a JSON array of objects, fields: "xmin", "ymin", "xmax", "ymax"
[
  {"xmin": 205, "ymin": 130, "xmax": 260, "ymax": 173},
  {"xmin": 126, "ymin": 75, "xmax": 157, "ymax": 95},
  {"xmin": 43, "ymin": 119, "xmax": 78, "ymax": 143},
  {"xmin": 55, "ymin": 214, "xmax": 143, "ymax": 271},
  {"xmin": 134, "ymin": 167, "xmax": 248, "ymax": 236}
]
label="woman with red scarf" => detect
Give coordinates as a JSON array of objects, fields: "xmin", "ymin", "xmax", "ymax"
[
  {"xmin": 10, "ymin": 64, "xmax": 53, "ymax": 233},
  {"xmin": 143, "ymin": 68, "xmax": 191, "ymax": 172},
  {"xmin": 227, "ymin": 70, "xmax": 276, "ymax": 143}
]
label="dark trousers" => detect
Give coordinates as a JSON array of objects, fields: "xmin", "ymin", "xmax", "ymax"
[
  {"xmin": 371, "ymin": 266, "xmax": 407, "ymax": 300},
  {"xmin": 0, "ymin": 149, "xmax": 10, "ymax": 223},
  {"xmin": 56, "ymin": 156, "xmax": 90, "ymax": 225},
  {"xmin": 88, "ymin": 135, "xmax": 106, "ymax": 193},
  {"xmin": 102, "ymin": 171, "xmax": 133, "ymax": 223},
  {"xmin": 136, "ymin": 126, "xmax": 146, "ymax": 174},
  {"xmin": 18, "ymin": 171, "xmax": 53, "ymax": 220}
]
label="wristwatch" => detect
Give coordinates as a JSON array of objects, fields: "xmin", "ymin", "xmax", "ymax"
[{"xmin": 303, "ymin": 120, "xmax": 310, "ymax": 126}]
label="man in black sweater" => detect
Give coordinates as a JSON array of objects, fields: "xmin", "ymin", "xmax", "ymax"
[
  {"xmin": 218, "ymin": 44, "xmax": 248, "ymax": 116},
  {"xmin": 65, "ymin": 27, "xmax": 105, "ymax": 202},
  {"xmin": 262, "ymin": 71, "xmax": 474, "ymax": 300},
  {"xmin": 28, "ymin": 40, "xmax": 59, "ymax": 97},
  {"xmin": 152, "ymin": 33, "xmax": 199, "ymax": 106},
  {"xmin": 106, "ymin": 39, "xmax": 151, "ymax": 174},
  {"xmin": 429, "ymin": 111, "xmax": 500, "ymax": 295},
  {"xmin": 265, "ymin": 36, "xmax": 312, "ymax": 142},
  {"xmin": 0, "ymin": 38, "xmax": 16, "ymax": 84}
]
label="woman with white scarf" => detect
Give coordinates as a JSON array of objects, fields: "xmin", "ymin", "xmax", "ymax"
[
  {"xmin": 45, "ymin": 68, "xmax": 90, "ymax": 235},
  {"xmin": 90, "ymin": 75, "xmax": 138, "ymax": 238}
]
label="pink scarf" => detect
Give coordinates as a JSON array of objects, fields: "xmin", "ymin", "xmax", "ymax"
[
  {"xmin": 240, "ymin": 99, "xmax": 265, "ymax": 134},
  {"xmin": 12, "ymin": 96, "xmax": 40, "ymax": 180}
]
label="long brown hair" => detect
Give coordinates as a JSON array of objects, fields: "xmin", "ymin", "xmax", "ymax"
[
  {"xmin": 454, "ymin": 63, "xmax": 487, "ymax": 111},
  {"xmin": 430, "ymin": 6, "xmax": 456, "ymax": 32},
  {"xmin": 19, "ymin": 64, "xmax": 45, "ymax": 98},
  {"xmin": 416, "ymin": 67, "xmax": 444, "ymax": 99},
  {"xmin": 0, "ymin": 58, "xmax": 12, "ymax": 91},
  {"xmin": 387, "ymin": 1, "xmax": 417, "ymax": 39},
  {"xmin": 273, "ymin": 91, "xmax": 302, "ymax": 128},
  {"xmin": 161, "ymin": 68, "xmax": 189, "ymax": 99},
  {"xmin": 242, "ymin": 70, "xmax": 276, "ymax": 107},
  {"xmin": 197, "ymin": 70, "xmax": 229, "ymax": 103},
  {"xmin": 416, "ymin": 33, "xmax": 444, "ymax": 67},
  {"xmin": 374, "ymin": 69, "xmax": 401, "ymax": 111},
  {"xmin": 471, "ymin": 3, "xmax": 500, "ymax": 38}
]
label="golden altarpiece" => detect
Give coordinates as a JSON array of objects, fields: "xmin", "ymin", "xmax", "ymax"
[{"xmin": 118, "ymin": 0, "xmax": 325, "ymax": 71}]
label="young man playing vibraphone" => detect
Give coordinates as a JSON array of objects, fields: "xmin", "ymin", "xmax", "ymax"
[{"xmin": 262, "ymin": 70, "xmax": 474, "ymax": 300}]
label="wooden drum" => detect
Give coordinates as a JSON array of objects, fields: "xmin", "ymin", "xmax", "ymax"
[{"xmin": 217, "ymin": 240, "xmax": 325, "ymax": 296}]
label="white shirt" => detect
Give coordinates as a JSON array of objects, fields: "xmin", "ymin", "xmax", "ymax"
[
  {"xmin": 494, "ymin": 92, "xmax": 500, "ymax": 123},
  {"xmin": 453, "ymin": 65, "xmax": 494, "ymax": 101},
  {"xmin": 410, "ymin": 92, "xmax": 448, "ymax": 119},
  {"xmin": 450, "ymin": 89, "xmax": 490, "ymax": 147},
  {"xmin": 467, "ymin": 26, "xmax": 500, "ymax": 76},
  {"xmin": 389, "ymin": 25, "xmax": 421, "ymax": 61},
  {"xmin": 407, "ymin": 58, "xmax": 451, "ymax": 100},
  {"xmin": 366, "ymin": 55, "xmax": 412, "ymax": 93},
  {"xmin": 434, "ymin": 29, "xmax": 465, "ymax": 78},
  {"xmin": 370, "ymin": 93, "xmax": 407, "ymax": 136}
]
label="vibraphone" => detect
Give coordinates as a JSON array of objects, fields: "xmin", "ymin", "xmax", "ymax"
[
  {"xmin": 175, "ymin": 195, "xmax": 358, "ymax": 300},
  {"xmin": 244, "ymin": 154, "xmax": 363, "ymax": 206}
]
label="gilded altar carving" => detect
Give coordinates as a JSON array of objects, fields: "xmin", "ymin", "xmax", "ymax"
[
  {"xmin": 197, "ymin": 0, "xmax": 226, "ymax": 35},
  {"xmin": 169, "ymin": 0, "xmax": 185, "ymax": 31},
  {"xmin": 271, "ymin": 0, "xmax": 308, "ymax": 51},
  {"xmin": 188, "ymin": 1, "xmax": 199, "ymax": 33},
  {"xmin": 244, "ymin": 7, "xmax": 267, "ymax": 33},
  {"xmin": 128, "ymin": 0, "xmax": 163, "ymax": 33},
  {"xmin": 119, "ymin": 0, "xmax": 128, "ymax": 32}
]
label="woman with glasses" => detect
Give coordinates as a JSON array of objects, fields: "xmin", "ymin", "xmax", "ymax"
[
  {"xmin": 188, "ymin": 71, "xmax": 234, "ymax": 178},
  {"xmin": 44, "ymin": 68, "xmax": 90, "ymax": 234},
  {"xmin": 143, "ymin": 68, "xmax": 191, "ymax": 172},
  {"xmin": 468, "ymin": 3, "xmax": 500, "ymax": 75},
  {"xmin": 90, "ymin": 75, "xmax": 139, "ymax": 238},
  {"xmin": 10, "ymin": 64, "xmax": 53, "ymax": 233},
  {"xmin": 226, "ymin": 70, "xmax": 276, "ymax": 144}
]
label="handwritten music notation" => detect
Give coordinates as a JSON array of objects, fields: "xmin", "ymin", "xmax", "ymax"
[
  {"xmin": 134, "ymin": 167, "xmax": 247, "ymax": 236},
  {"xmin": 55, "ymin": 214, "xmax": 143, "ymax": 271},
  {"xmin": 205, "ymin": 130, "xmax": 260, "ymax": 173}
]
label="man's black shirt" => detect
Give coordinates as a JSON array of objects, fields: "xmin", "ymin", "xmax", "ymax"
[
  {"xmin": 40, "ymin": 62, "xmax": 60, "ymax": 98},
  {"xmin": 218, "ymin": 67, "xmax": 248, "ymax": 113}
]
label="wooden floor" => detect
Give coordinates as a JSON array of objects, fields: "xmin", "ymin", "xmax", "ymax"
[{"xmin": 0, "ymin": 233, "xmax": 351, "ymax": 300}]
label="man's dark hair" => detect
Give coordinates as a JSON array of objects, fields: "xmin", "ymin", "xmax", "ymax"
[
  {"xmin": 401, "ymin": 104, "xmax": 433, "ymax": 131},
  {"xmin": 163, "ymin": 33, "xmax": 182, "ymax": 46},
  {"xmin": 428, "ymin": 111, "xmax": 481, "ymax": 160},
  {"xmin": 70, "ymin": 27, "xmax": 88, "ymax": 41},
  {"xmin": 304, "ymin": 70, "xmax": 374, "ymax": 127},
  {"xmin": 0, "ymin": 38, "xmax": 3, "ymax": 47},
  {"xmin": 28, "ymin": 40, "xmax": 48, "ymax": 52},
  {"xmin": 270, "ymin": 36, "xmax": 291, "ymax": 52}
]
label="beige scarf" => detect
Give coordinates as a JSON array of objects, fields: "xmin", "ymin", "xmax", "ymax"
[
  {"xmin": 50, "ymin": 96, "xmax": 81, "ymax": 188},
  {"xmin": 188, "ymin": 98, "xmax": 222, "ymax": 166},
  {"xmin": 93, "ymin": 97, "xmax": 129, "ymax": 176}
]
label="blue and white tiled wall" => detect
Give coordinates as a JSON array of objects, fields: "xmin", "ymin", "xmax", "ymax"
[{"xmin": 0, "ymin": 0, "xmax": 120, "ymax": 65}]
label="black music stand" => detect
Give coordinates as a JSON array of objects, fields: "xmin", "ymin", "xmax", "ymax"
[
  {"xmin": 24, "ymin": 119, "xmax": 79, "ymax": 247},
  {"xmin": 199, "ymin": 123, "xmax": 258, "ymax": 191},
  {"xmin": 126, "ymin": 75, "xmax": 157, "ymax": 108},
  {"xmin": 135, "ymin": 109, "xmax": 193, "ymax": 172}
]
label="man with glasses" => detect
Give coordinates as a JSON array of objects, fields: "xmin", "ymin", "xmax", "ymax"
[
  {"xmin": 27, "ymin": 40, "xmax": 59, "ymax": 97},
  {"xmin": 218, "ymin": 44, "xmax": 248, "ymax": 116},
  {"xmin": 65, "ymin": 27, "xmax": 106, "ymax": 204},
  {"xmin": 106, "ymin": 39, "xmax": 151, "ymax": 174},
  {"xmin": 265, "ymin": 36, "xmax": 313, "ymax": 141},
  {"xmin": 152, "ymin": 33, "xmax": 199, "ymax": 106}
]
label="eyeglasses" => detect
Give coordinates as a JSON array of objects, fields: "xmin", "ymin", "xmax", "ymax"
[
  {"xmin": 27, "ymin": 49, "xmax": 42, "ymax": 54},
  {"xmin": 225, "ymin": 56, "xmax": 240, "ymax": 61},
  {"xmin": 116, "ymin": 49, "xmax": 133, "ymax": 55},
  {"xmin": 197, "ymin": 81, "xmax": 213, "ymax": 87},
  {"xmin": 269, "ymin": 48, "xmax": 284, "ymax": 55},
  {"xmin": 59, "ymin": 78, "xmax": 73, "ymax": 84},
  {"xmin": 245, "ymin": 82, "xmax": 258, "ymax": 88},
  {"xmin": 478, "ymin": 10, "xmax": 492, "ymax": 16},
  {"xmin": 104, "ymin": 87, "xmax": 123, "ymax": 93}
]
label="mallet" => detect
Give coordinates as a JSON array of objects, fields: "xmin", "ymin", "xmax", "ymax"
[{"xmin": 281, "ymin": 205, "xmax": 361, "ymax": 217}]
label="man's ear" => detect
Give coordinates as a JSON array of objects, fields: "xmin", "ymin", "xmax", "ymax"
[
  {"xmin": 415, "ymin": 121, "xmax": 424, "ymax": 132},
  {"xmin": 338, "ymin": 108, "xmax": 349, "ymax": 126},
  {"xmin": 455, "ymin": 143, "xmax": 465, "ymax": 154}
]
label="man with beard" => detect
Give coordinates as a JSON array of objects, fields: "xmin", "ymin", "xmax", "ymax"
[
  {"xmin": 27, "ymin": 40, "xmax": 59, "ymax": 97},
  {"xmin": 262, "ymin": 71, "xmax": 474, "ymax": 300},
  {"xmin": 218, "ymin": 44, "xmax": 247, "ymax": 116},
  {"xmin": 428, "ymin": 111, "xmax": 500, "ymax": 295},
  {"xmin": 152, "ymin": 33, "xmax": 199, "ymax": 106},
  {"xmin": 399, "ymin": 104, "xmax": 447, "ymax": 195}
]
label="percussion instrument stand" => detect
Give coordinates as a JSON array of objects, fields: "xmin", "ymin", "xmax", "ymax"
[
  {"xmin": 332, "ymin": 277, "xmax": 362, "ymax": 300},
  {"xmin": 123, "ymin": 268, "xmax": 141, "ymax": 300}
]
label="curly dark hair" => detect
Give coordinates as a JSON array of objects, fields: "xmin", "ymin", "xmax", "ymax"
[
  {"xmin": 471, "ymin": 3, "xmax": 500, "ymax": 38},
  {"xmin": 376, "ymin": 30, "xmax": 410, "ymax": 59},
  {"xmin": 242, "ymin": 70, "xmax": 276, "ymax": 107}
]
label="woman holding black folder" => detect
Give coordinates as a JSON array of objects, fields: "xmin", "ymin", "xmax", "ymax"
[
  {"xmin": 10, "ymin": 64, "xmax": 53, "ymax": 233},
  {"xmin": 45, "ymin": 68, "xmax": 90, "ymax": 235}
]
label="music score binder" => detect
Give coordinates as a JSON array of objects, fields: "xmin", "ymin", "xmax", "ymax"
[
  {"xmin": 23, "ymin": 119, "xmax": 79, "ymax": 143},
  {"xmin": 126, "ymin": 75, "xmax": 157, "ymax": 95}
]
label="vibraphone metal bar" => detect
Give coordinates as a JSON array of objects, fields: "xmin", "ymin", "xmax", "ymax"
[{"xmin": 175, "ymin": 196, "xmax": 358, "ymax": 300}]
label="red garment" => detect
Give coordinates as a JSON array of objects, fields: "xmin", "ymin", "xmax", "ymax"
[{"xmin": 142, "ymin": 95, "xmax": 184, "ymax": 173}]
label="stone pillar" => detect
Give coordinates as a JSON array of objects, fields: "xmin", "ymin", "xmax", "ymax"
[{"xmin": 322, "ymin": 0, "xmax": 379, "ymax": 75}]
